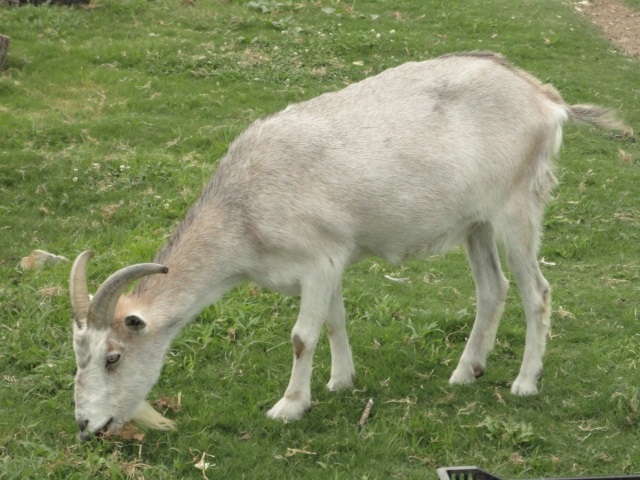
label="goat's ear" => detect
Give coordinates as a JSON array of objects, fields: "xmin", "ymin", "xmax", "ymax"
[{"xmin": 124, "ymin": 315, "xmax": 147, "ymax": 333}]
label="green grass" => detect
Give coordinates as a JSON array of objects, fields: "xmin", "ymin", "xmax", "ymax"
[
  {"xmin": 621, "ymin": 0, "xmax": 640, "ymax": 9},
  {"xmin": 1, "ymin": 0, "xmax": 639, "ymax": 478}
]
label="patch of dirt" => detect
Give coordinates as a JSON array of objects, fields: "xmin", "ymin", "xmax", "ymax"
[{"xmin": 574, "ymin": 0, "xmax": 640, "ymax": 58}]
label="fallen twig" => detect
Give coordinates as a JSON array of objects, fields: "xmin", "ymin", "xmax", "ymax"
[{"xmin": 358, "ymin": 398, "xmax": 374, "ymax": 427}]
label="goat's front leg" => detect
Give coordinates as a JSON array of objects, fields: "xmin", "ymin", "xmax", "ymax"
[
  {"xmin": 267, "ymin": 273, "xmax": 336, "ymax": 421},
  {"xmin": 325, "ymin": 280, "xmax": 355, "ymax": 391},
  {"xmin": 326, "ymin": 284, "xmax": 356, "ymax": 392}
]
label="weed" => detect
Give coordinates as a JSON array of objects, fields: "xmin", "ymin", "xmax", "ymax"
[
  {"xmin": 612, "ymin": 387, "xmax": 640, "ymax": 427},
  {"xmin": 482, "ymin": 416, "xmax": 543, "ymax": 448}
]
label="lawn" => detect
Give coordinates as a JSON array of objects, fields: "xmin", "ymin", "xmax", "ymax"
[{"xmin": 0, "ymin": 0, "xmax": 639, "ymax": 478}]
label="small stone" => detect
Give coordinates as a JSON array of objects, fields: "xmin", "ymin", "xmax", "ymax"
[{"xmin": 19, "ymin": 250, "xmax": 68, "ymax": 271}]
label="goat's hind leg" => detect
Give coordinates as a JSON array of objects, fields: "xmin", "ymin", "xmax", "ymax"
[
  {"xmin": 502, "ymin": 207, "xmax": 551, "ymax": 395},
  {"xmin": 450, "ymin": 223, "xmax": 509, "ymax": 386}
]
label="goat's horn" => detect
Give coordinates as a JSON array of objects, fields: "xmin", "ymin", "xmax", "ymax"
[
  {"xmin": 88, "ymin": 263, "xmax": 168, "ymax": 329},
  {"xmin": 70, "ymin": 251, "xmax": 95, "ymax": 328}
]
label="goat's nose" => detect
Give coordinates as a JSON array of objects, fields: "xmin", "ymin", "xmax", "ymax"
[{"xmin": 76, "ymin": 418, "xmax": 89, "ymax": 431}]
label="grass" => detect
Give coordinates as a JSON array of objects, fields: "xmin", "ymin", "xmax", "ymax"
[
  {"xmin": 1, "ymin": 0, "xmax": 639, "ymax": 478},
  {"xmin": 621, "ymin": 0, "xmax": 640, "ymax": 9}
]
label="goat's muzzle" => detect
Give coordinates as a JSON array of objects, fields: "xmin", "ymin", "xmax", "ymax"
[{"xmin": 77, "ymin": 417, "xmax": 113, "ymax": 442}]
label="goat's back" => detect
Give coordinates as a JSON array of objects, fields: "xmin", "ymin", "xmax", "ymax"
[{"xmin": 213, "ymin": 53, "xmax": 568, "ymax": 264}]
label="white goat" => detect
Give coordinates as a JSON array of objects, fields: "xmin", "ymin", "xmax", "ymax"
[{"xmin": 70, "ymin": 52, "xmax": 628, "ymax": 440}]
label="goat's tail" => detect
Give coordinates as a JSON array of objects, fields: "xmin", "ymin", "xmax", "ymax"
[{"xmin": 568, "ymin": 104, "xmax": 634, "ymax": 138}]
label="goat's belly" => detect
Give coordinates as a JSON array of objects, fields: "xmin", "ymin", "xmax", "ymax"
[
  {"xmin": 364, "ymin": 224, "xmax": 470, "ymax": 265},
  {"xmin": 253, "ymin": 274, "xmax": 302, "ymax": 296}
]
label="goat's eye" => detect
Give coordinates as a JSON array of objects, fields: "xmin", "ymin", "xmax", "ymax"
[{"xmin": 106, "ymin": 353, "xmax": 121, "ymax": 367}]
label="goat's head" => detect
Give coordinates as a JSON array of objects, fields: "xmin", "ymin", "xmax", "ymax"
[{"xmin": 70, "ymin": 251, "xmax": 175, "ymax": 441}]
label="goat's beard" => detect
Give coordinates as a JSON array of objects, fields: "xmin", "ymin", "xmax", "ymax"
[{"xmin": 132, "ymin": 400, "xmax": 176, "ymax": 430}]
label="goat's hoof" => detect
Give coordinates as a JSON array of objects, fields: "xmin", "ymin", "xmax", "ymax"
[
  {"xmin": 510, "ymin": 377, "xmax": 538, "ymax": 396},
  {"xmin": 266, "ymin": 396, "xmax": 310, "ymax": 422},
  {"xmin": 327, "ymin": 373, "xmax": 355, "ymax": 392},
  {"xmin": 449, "ymin": 364, "xmax": 478, "ymax": 385}
]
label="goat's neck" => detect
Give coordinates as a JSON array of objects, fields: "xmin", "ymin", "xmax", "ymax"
[{"xmin": 133, "ymin": 201, "xmax": 247, "ymax": 330}]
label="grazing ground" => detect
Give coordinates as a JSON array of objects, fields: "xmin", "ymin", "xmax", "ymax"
[{"xmin": 0, "ymin": 0, "xmax": 639, "ymax": 478}]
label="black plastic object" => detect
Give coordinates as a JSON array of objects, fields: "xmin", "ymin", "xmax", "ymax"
[
  {"xmin": 437, "ymin": 466, "xmax": 503, "ymax": 480},
  {"xmin": 436, "ymin": 466, "xmax": 640, "ymax": 480}
]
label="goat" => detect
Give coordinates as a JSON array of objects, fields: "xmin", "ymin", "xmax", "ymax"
[{"xmin": 70, "ymin": 51, "xmax": 629, "ymax": 440}]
